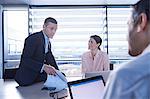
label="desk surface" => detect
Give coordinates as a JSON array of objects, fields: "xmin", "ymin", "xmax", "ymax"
[
  {"xmin": 0, "ymin": 77, "xmax": 82, "ymax": 99},
  {"xmin": 0, "ymin": 79, "xmax": 60, "ymax": 99}
]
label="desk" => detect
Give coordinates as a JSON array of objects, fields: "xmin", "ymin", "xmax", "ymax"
[
  {"xmin": 0, "ymin": 77, "xmax": 82, "ymax": 99},
  {"xmin": 0, "ymin": 79, "xmax": 68, "ymax": 99}
]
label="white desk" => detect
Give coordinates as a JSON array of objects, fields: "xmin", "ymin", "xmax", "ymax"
[
  {"xmin": 0, "ymin": 79, "xmax": 68, "ymax": 99},
  {"xmin": 0, "ymin": 77, "xmax": 82, "ymax": 99}
]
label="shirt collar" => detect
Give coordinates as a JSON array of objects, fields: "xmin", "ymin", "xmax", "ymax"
[
  {"xmin": 42, "ymin": 31, "xmax": 49, "ymax": 43},
  {"xmin": 142, "ymin": 43, "xmax": 150, "ymax": 55}
]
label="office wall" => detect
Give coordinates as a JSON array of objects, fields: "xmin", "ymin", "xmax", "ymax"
[{"xmin": 0, "ymin": 5, "xmax": 3, "ymax": 79}]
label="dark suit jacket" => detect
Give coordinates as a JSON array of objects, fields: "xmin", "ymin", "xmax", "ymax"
[{"xmin": 15, "ymin": 31, "xmax": 59, "ymax": 86}]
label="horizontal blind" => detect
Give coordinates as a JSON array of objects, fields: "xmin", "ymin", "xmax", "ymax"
[
  {"xmin": 107, "ymin": 7, "xmax": 133, "ymax": 61},
  {"xmin": 29, "ymin": 7, "xmax": 106, "ymax": 61}
]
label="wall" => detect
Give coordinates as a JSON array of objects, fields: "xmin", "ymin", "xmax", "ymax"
[
  {"xmin": 0, "ymin": 0, "xmax": 138, "ymax": 5},
  {"xmin": 0, "ymin": 5, "xmax": 3, "ymax": 79}
]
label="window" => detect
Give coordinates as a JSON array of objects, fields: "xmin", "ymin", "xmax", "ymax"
[
  {"xmin": 29, "ymin": 6, "xmax": 106, "ymax": 76},
  {"xmin": 4, "ymin": 10, "xmax": 28, "ymax": 57},
  {"xmin": 3, "ymin": 8, "xmax": 28, "ymax": 69},
  {"xmin": 0, "ymin": 5, "xmax": 2, "ymax": 78},
  {"xmin": 29, "ymin": 7, "xmax": 106, "ymax": 60},
  {"xmin": 107, "ymin": 7, "xmax": 133, "ymax": 64},
  {"xmin": 29, "ymin": 6, "xmax": 132, "ymax": 76}
]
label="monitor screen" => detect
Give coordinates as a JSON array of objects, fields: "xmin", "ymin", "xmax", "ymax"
[{"xmin": 68, "ymin": 76, "xmax": 105, "ymax": 99}]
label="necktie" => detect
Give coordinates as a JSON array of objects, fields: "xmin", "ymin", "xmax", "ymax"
[
  {"xmin": 44, "ymin": 42, "xmax": 51, "ymax": 64},
  {"xmin": 48, "ymin": 42, "xmax": 51, "ymax": 50}
]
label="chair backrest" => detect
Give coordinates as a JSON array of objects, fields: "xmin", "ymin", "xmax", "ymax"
[
  {"xmin": 84, "ymin": 70, "xmax": 111, "ymax": 83},
  {"xmin": 110, "ymin": 63, "xmax": 113, "ymax": 70},
  {"xmin": 4, "ymin": 68, "xmax": 18, "ymax": 79}
]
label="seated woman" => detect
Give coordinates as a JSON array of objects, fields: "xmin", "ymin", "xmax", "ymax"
[{"xmin": 81, "ymin": 35, "xmax": 110, "ymax": 74}]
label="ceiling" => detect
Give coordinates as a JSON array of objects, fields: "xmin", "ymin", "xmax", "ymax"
[{"xmin": 0, "ymin": 0, "xmax": 139, "ymax": 5}]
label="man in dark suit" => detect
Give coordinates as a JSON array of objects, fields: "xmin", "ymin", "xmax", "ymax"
[{"xmin": 15, "ymin": 17, "xmax": 59, "ymax": 86}]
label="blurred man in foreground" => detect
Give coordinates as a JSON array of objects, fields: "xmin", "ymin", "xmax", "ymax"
[{"xmin": 103, "ymin": 0, "xmax": 150, "ymax": 99}]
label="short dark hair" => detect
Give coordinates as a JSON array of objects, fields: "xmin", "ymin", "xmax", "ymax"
[
  {"xmin": 44, "ymin": 17, "xmax": 57, "ymax": 25},
  {"xmin": 90, "ymin": 35, "xmax": 102, "ymax": 50},
  {"xmin": 133, "ymin": 0, "xmax": 150, "ymax": 22}
]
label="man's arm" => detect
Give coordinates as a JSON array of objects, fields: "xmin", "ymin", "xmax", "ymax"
[
  {"xmin": 45, "ymin": 50, "xmax": 59, "ymax": 70},
  {"xmin": 21, "ymin": 36, "xmax": 44, "ymax": 72}
]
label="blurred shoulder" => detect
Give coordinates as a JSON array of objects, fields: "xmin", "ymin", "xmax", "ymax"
[
  {"xmin": 111, "ymin": 52, "xmax": 150, "ymax": 84},
  {"xmin": 82, "ymin": 51, "xmax": 91, "ymax": 57},
  {"xmin": 97, "ymin": 50, "xmax": 108, "ymax": 57}
]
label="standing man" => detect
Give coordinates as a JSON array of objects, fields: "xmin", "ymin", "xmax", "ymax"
[
  {"xmin": 15, "ymin": 17, "xmax": 59, "ymax": 86},
  {"xmin": 103, "ymin": 0, "xmax": 150, "ymax": 99}
]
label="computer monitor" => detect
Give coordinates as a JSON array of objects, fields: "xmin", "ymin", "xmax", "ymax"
[
  {"xmin": 68, "ymin": 76, "xmax": 105, "ymax": 99},
  {"xmin": 84, "ymin": 71, "xmax": 111, "ymax": 83}
]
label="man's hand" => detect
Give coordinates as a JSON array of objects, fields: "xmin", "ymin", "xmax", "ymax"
[{"xmin": 43, "ymin": 64, "xmax": 56, "ymax": 75}]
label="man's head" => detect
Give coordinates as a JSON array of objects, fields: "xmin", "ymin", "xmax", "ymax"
[
  {"xmin": 43, "ymin": 17, "xmax": 57, "ymax": 38},
  {"xmin": 127, "ymin": 0, "xmax": 150, "ymax": 56}
]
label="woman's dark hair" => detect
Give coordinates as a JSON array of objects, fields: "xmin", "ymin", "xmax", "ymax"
[{"xmin": 90, "ymin": 35, "xmax": 102, "ymax": 50}]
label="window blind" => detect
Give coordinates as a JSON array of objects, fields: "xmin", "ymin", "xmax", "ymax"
[
  {"xmin": 29, "ymin": 7, "xmax": 106, "ymax": 61},
  {"xmin": 107, "ymin": 7, "xmax": 133, "ymax": 61}
]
